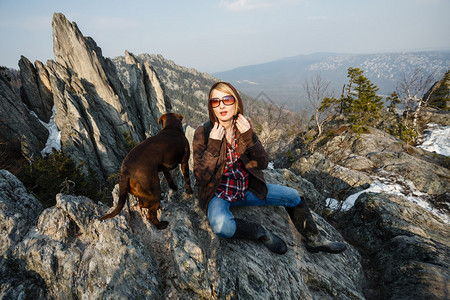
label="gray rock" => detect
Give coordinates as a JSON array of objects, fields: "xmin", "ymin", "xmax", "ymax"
[
  {"xmin": 107, "ymin": 169, "xmax": 366, "ymax": 300},
  {"xmin": 12, "ymin": 192, "xmax": 162, "ymax": 300},
  {"xmin": 264, "ymin": 168, "xmax": 325, "ymax": 210},
  {"xmin": 337, "ymin": 192, "xmax": 449, "ymax": 299},
  {"xmin": 114, "ymin": 50, "xmax": 175, "ymax": 138},
  {"xmin": 350, "ymin": 128, "xmax": 405, "ymax": 156},
  {"xmin": 293, "ymin": 124, "xmax": 449, "ymax": 204},
  {"xmin": 52, "ymin": 13, "xmax": 126, "ymax": 114},
  {"xmin": 289, "ymin": 121, "xmax": 449, "ymax": 298},
  {"xmin": 339, "ymin": 154, "xmax": 375, "ymax": 171},
  {"xmin": 18, "ymin": 56, "xmax": 53, "ymax": 123},
  {"xmin": 48, "ymin": 13, "xmax": 137, "ymax": 179},
  {"xmin": 291, "ymin": 152, "xmax": 373, "ymax": 201},
  {"xmin": 41, "ymin": 13, "xmax": 173, "ymax": 181},
  {"xmin": 0, "ymin": 69, "xmax": 48, "ymax": 161},
  {"xmin": 1, "ymin": 169, "xmax": 365, "ymax": 299},
  {"xmin": 0, "ymin": 257, "xmax": 48, "ymax": 300},
  {"xmin": 418, "ymin": 108, "xmax": 450, "ymax": 126},
  {"xmin": 367, "ymin": 151, "xmax": 450, "ymax": 195},
  {"xmin": 0, "ymin": 170, "xmax": 43, "ymax": 257},
  {"xmin": 114, "ymin": 52, "xmax": 217, "ymax": 128},
  {"xmin": 45, "ymin": 59, "xmax": 129, "ymax": 180}
]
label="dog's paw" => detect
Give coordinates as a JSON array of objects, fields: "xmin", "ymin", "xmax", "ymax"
[{"xmin": 155, "ymin": 221, "xmax": 169, "ymax": 230}]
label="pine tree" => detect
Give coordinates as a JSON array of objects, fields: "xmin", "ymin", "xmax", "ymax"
[
  {"xmin": 319, "ymin": 67, "xmax": 383, "ymax": 133},
  {"xmin": 343, "ymin": 68, "xmax": 383, "ymax": 132}
]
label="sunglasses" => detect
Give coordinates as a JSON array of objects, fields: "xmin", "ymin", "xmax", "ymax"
[{"xmin": 209, "ymin": 95, "xmax": 235, "ymax": 108}]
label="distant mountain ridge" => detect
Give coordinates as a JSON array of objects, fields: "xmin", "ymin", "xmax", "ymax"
[{"xmin": 213, "ymin": 51, "xmax": 450, "ymax": 111}]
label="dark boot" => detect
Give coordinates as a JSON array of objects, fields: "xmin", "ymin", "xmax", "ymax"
[
  {"xmin": 286, "ymin": 201, "xmax": 347, "ymax": 254},
  {"xmin": 232, "ymin": 219, "xmax": 287, "ymax": 255}
]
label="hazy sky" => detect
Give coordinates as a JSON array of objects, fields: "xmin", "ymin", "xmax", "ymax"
[{"xmin": 1, "ymin": 0, "xmax": 449, "ymax": 73}]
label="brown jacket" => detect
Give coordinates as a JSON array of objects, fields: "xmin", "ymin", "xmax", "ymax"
[{"xmin": 193, "ymin": 122, "xmax": 269, "ymax": 211}]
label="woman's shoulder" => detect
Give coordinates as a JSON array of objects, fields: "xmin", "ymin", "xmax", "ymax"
[
  {"xmin": 195, "ymin": 121, "xmax": 213, "ymax": 134},
  {"xmin": 194, "ymin": 124, "xmax": 205, "ymax": 134},
  {"xmin": 194, "ymin": 122, "xmax": 208, "ymax": 142}
]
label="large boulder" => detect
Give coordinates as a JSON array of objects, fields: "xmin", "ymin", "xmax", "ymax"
[
  {"xmin": 289, "ymin": 120, "xmax": 449, "ymax": 299},
  {"xmin": 0, "ymin": 170, "xmax": 43, "ymax": 257},
  {"xmin": 337, "ymin": 192, "xmax": 449, "ymax": 300},
  {"xmin": 291, "ymin": 151, "xmax": 373, "ymax": 201},
  {"xmin": 13, "ymin": 193, "xmax": 162, "ymax": 299},
  {"xmin": 0, "ymin": 170, "xmax": 48, "ymax": 299},
  {"xmin": 292, "ymin": 124, "xmax": 449, "ymax": 205},
  {"xmin": 0, "ymin": 169, "xmax": 365, "ymax": 299},
  {"xmin": 264, "ymin": 168, "xmax": 325, "ymax": 210}
]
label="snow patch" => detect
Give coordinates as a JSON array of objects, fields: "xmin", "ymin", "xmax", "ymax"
[
  {"xmin": 31, "ymin": 106, "xmax": 61, "ymax": 156},
  {"xmin": 417, "ymin": 123, "xmax": 450, "ymax": 157},
  {"xmin": 327, "ymin": 123, "xmax": 449, "ymax": 224},
  {"xmin": 327, "ymin": 178, "xmax": 448, "ymax": 224}
]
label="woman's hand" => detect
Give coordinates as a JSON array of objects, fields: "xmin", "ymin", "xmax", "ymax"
[
  {"xmin": 235, "ymin": 114, "xmax": 251, "ymax": 133},
  {"xmin": 209, "ymin": 122, "xmax": 225, "ymax": 140}
]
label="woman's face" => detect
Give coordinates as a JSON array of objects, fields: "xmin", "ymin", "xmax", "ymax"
[{"xmin": 211, "ymin": 89, "xmax": 236, "ymax": 124}]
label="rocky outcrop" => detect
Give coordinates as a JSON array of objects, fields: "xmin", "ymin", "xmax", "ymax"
[
  {"xmin": 52, "ymin": 13, "xmax": 127, "ymax": 114},
  {"xmin": 0, "ymin": 169, "xmax": 365, "ymax": 299},
  {"xmin": 115, "ymin": 50, "xmax": 168, "ymax": 138},
  {"xmin": 47, "ymin": 12, "xmax": 174, "ymax": 180},
  {"xmin": 2, "ymin": 12, "xmax": 216, "ymax": 180},
  {"xmin": 18, "ymin": 57, "xmax": 53, "ymax": 123},
  {"xmin": 292, "ymin": 151, "xmax": 373, "ymax": 203},
  {"xmin": 366, "ymin": 150, "xmax": 449, "ymax": 195},
  {"xmin": 1, "ymin": 13, "xmax": 176, "ymax": 181},
  {"xmin": 292, "ymin": 125, "xmax": 450, "ymax": 200},
  {"xmin": 113, "ymin": 52, "xmax": 217, "ymax": 127},
  {"xmin": 289, "ymin": 115, "xmax": 450, "ymax": 299},
  {"xmin": 0, "ymin": 170, "xmax": 43, "ymax": 256},
  {"xmin": 0, "ymin": 68, "xmax": 48, "ymax": 161},
  {"xmin": 426, "ymin": 70, "xmax": 449, "ymax": 111},
  {"xmin": 337, "ymin": 192, "xmax": 449, "ymax": 300},
  {"xmin": 45, "ymin": 57, "xmax": 130, "ymax": 181}
]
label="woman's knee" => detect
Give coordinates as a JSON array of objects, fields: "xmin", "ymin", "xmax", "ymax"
[
  {"xmin": 209, "ymin": 215, "xmax": 236, "ymax": 238},
  {"xmin": 285, "ymin": 186, "xmax": 301, "ymax": 207},
  {"xmin": 267, "ymin": 184, "xmax": 301, "ymax": 207}
]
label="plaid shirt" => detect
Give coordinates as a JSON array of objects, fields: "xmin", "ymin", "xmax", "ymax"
[{"xmin": 215, "ymin": 129, "xmax": 249, "ymax": 202}]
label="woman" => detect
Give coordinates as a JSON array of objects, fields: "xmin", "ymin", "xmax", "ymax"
[{"xmin": 193, "ymin": 82, "xmax": 346, "ymax": 255}]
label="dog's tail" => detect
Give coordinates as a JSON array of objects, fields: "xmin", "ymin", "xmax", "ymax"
[{"xmin": 99, "ymin": 175, "xmax": 130, "ymax": 221}]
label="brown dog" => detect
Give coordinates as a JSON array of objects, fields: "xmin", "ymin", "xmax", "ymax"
[{"xmin": 100, "ymin": 112, "xmax": 193, "ymax": 229}]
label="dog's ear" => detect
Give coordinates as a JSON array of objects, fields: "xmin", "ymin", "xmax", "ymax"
[
  {"xmin": 176, "ymin": 113, "xmax": 183, "ymax": 121},
  {"xmin": 158, "ymin": 114, "xmax": 166, "ymax": 126}
]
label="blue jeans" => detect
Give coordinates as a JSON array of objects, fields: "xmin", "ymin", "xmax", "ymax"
[{"xmin": 207, "ymin": 184, "xmax": 301, "ymax": 238}]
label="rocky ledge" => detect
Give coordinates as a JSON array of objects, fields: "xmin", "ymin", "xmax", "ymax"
[{"xmin": 0, "ymin": 169, "xmax": 366, "ymax": 299}]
